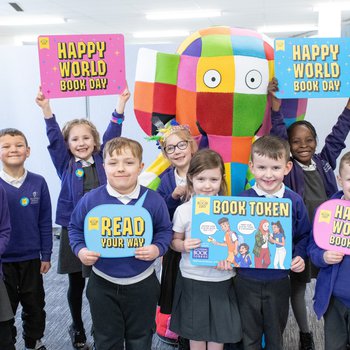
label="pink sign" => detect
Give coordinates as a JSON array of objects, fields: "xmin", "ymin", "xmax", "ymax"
[
  {"xmin": 313, "ymin": 199, "xmax": 350, "ymax": 255},
  {"xmin": 38, "ymin": 34, "xmax": 126, "ymax": 98}
]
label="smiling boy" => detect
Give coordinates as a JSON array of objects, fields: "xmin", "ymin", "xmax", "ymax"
[
  {"xmin": 69, "ymin": 137, "xmax": 172, "ymax": 350},
  {"xmin": 235, "ymin": 135, "xmax": 311, "ymax": 350},
  {"xmin": 0, "ymin": 128, "xmax": 52, "ymax": 350}
]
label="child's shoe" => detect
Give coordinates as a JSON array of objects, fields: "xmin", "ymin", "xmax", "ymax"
[
  {"xmin": 299, "ymin": 331, "xmax": 315, "ymax": 350},
  {"xmin": 24, "ymin": 339, "xmax": 47, "ymax": 350},
  {"xmin": 69, "ymin": 325, "xmax": 88, "ymax": 349}
]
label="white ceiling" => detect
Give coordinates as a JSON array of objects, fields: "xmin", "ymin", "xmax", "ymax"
[{"xmin": 0, "ymin": 0, "xmax": 350, "ymax": 45}]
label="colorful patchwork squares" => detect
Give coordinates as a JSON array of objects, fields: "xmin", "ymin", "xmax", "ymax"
[{"xmin": 134, "ymin": 26, "xmax": 308, "ymax": 195}]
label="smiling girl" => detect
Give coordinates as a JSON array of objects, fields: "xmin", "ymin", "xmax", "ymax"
[
  {"xmin": 269, "ymin": 77, "xmax": 350, "ymax": 350},
  {"xmin": 35, "ymin": 87, "xmax": 130, "ymax": 349},
  {"xmin": 170, "ymin": 149, "xmax": 242, "ymax": 350}
]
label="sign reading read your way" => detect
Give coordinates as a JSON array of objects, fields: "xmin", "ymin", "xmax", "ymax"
[
  {"xmin": 38, "ymin": 34, "xmax": 126, "ymax": 98},
  {"xmin": 314, "ymin": 199, "xmax": 350, "ymax": 255},
  {"xmin": 274, "ymin": 37, "xmax": 350, "ymax": 98},
  {"xmin": 84, "ymin": 192, "xmax": 152, "ymax": 258}
]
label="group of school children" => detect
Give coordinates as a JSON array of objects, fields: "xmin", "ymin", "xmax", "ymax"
[{"xmin": 1, "ymin": 79, "xmax": 350, "ymax": 350}]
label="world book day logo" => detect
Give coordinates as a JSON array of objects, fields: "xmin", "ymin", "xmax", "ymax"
[
  {"xmin": 38, "ymin": 34, "xmax": 126, "ymax": 98},
  {"xmin": 274, "ymin": 37, "xmax": 350, "ymax": 98},
  {"xmin": 84, "ymin": 191, "xmax": 152, "ymax": 258}
]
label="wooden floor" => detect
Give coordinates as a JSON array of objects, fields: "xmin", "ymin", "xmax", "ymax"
[{"xmin": 14, "ymin": 237, "xmax": 324, "ymax": 349}]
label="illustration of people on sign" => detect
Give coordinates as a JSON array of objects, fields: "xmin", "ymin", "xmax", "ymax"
[
  {"xmin": 253, "ymin": 219, "xmax": 271, "ymax": 268},
  {"xmin": 210, "ymin": 217, "xmax": 239, "ymax": 267},
  {"xmin": 235, "ymin": 243, "xmax": 252, "ymax": 268},
  {"xmin": 270, "ymin": 221, "xmax": 286, "ymax": 269}
]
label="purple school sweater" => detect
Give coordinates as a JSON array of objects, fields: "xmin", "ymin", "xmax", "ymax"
[
  {"xmin": 0, "ymin": 185, "xmax": 11, "ymax": 278},
  {"xmin": 237, "ymin": 187, "xmax": 311, "ymax": 281},
  {"xmin": 69, "ymin": 185, "xmax": 172, "ymax": 279},
  {"xmin": 45, "ymin": 114, "xmax": 123, "ymax": 227},
  {"xmin": 0, "ymin": 172, "xmax": 52, "ymax": 263}
]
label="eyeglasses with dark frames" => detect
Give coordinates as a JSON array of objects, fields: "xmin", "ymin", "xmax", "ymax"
[{"xmin": 164, "ymin": 140, "xmax": 189, "ymax": 154}]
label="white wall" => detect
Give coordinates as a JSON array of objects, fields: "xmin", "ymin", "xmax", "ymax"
[
  {"xmin": 0, "ymin": 43, "xmax": 175, "ymax": 224},
  {"xmin": 0, "ymin": 44, "xmax": 349, "ymax": 224}
]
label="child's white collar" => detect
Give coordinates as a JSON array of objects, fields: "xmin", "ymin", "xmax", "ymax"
[{"xmin": 252, "ymin": 183, "xmax": 285, "ymax": 198}]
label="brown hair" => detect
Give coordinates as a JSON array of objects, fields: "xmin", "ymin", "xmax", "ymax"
[
  {"xmin": 0, "ymin": 128, "xmax": 29, "ymax": 146},
  {"xmin": 103, "ymin": 137, "xmax": 143, "ymax": 162},
  {"xmin": 62, "ymin": 119, "xmax": 100, "ymax": 152},
  {"xmin": 186, "ymin": 149, "xmax": 227, "ymax": 199},
  {"xmin": 161, "ymin": 128, "xmax": 198, "ymax": 158},
  {"xmin": 251, "ymin": 135, "xmax": 290, "ymax": 163},
  {"xmin": 339, "ymin": 151, "xmax": 350, "ymax": 175}
]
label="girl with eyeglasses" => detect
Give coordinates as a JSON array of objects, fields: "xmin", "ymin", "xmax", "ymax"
[{"xmin": 155, "ymin": 123, "xmax": 198, "ymax": 349}]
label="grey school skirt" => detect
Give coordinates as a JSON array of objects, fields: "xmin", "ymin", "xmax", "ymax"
[
  {"xmin": 57, "ymin": 227, "xmax": 91, "ymax": 277},
  {"xmin": 0, "ymin": 279, "xmax": 13, "ymax": 322},
  {"xmin": 170, "ymin": 273, "xmax": 242, "ymax": 344}
]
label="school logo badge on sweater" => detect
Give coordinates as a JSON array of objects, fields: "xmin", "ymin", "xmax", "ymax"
[
  {"xmin": 20, "ymin": 197, "xmax": 30, "ymax": 206},
  {"xmin": 84, "ymin": 191, "xmax": 152, "ymax": 257}
]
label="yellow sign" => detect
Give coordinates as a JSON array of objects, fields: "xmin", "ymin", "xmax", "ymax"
[
  {"xmin": 275, "ymin": 40, "xmax": 285, "ymax": 52},
  {"xmin": 88, "ymin": 217, "xmax": 99, "ymax": 230},
  {"xmin": 319, "ymin": 209, "xmax": 331, "ymax": 224},
  {"xmin": 39, "ymin": 37, "xmax": 50, "ymax": 50},
  {"xmin": 195, "ymin": 197, "xmax": 211, "ymax": 215}
]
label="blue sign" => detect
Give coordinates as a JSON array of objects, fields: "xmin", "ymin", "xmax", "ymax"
[
  {"xmin": 190, "ymin": 195, "xmax": 292, "ymax": 269},
  {"xmin": 274, "ymin": 37, "xmax": 350, "ymax": 98},
  {"xmin": 84, "ymin": 191, "xmax": 152, "ymax": 257}
]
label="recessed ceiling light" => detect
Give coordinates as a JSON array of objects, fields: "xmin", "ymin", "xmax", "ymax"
[
  {"xmin": 257, "ymin": 24, "xmax": 318, "ymax": 34},
  {"xmin": 313, "ymin": 2, "xmax": 350, "ymax": 11},
  {"xmin": 146, "ymin": 9, "xmax": 221, "ymax": 20},
  {"xmin": 0, "ymin": 16, "xmax": 66, "ymax": 26},
  {"xmin": 133, "ymin": 30, "xmax": 190, "ymax": 38}
]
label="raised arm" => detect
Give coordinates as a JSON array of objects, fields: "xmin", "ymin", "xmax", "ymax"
[
  {"xmin": 35, "ymin": 87, "xmax": 53, "ymax": 119},
  {"xmin": 320, "ymin": 98, "xmax": 350, "ymax": 169},
  {"xmin": 35, "ymin": 88, "xmax": 71, "ymax": 177},
  {"xmin": 268, "ymin": 78, "xmax": 288, "ymax": 140},
  {"xmin": 101, "ymin": 85, "xmax": 130, "ymax": 149}
]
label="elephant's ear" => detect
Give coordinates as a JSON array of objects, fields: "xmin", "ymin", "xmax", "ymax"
[{"xmin": 134, "ymin": 48, "xmax": 180, "ymax": 135}]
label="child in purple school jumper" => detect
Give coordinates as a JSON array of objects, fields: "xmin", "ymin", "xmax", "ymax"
[
  {"xmin": 0, "ymin": 128, "xmax": 52, "ymax": 350},
  {"xmin": 0, "ymin": 184, "xmax": 15, "ymax": 350},
  {"xmin": 36, "ymin": 86, "xmax": 130, "ymax": 349},
  {"xmin": 309, "ymin": 151, "xmax": 350, "ymax": 350},
  {"xmin": 269, "ymin": 77, "xmax": 350, "ymax": 350},
  {"xmin": 69, "ymin": 137, "xmax": 173, "ymax": 350},
  {"xmin": 156, "ymin": 123, "xmax": 198, "ymax": 348},
  {"xmin": 236, "ymin": 135, "xmax": 310, "ymax": 350}
]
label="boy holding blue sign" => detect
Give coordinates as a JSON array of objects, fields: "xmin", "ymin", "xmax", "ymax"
[
  {"xmin": 69, "ymin": 137, "xmax": 172, "ymax": 350},
  {"xmin": 235, "ymin": 135, "xmax": 310, "ymax": 350},
  {"xmin": 36, "ymin": 86, "xmax": 130, "ymax": 349},
  {"xmin": 309, "ymin": 152, "xmax": 350, "ymax": 350}
]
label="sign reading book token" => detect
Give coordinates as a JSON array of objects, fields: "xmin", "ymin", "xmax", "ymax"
[
  {"xmin": 38, "ymin": 34, "xmax": 126, "ymax": 98},
  {"xmin": 190, "ymin": 195, "xmax": 292, "ymax": 269},
  {"xmin": 84, "ymin": 191, "xmax": 152, "ymax": 258},
  {"xmin": 313, "ymin": 199, "xmax": 350, "ymax": 255}
]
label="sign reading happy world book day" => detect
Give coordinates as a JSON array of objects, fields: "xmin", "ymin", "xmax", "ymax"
[
  {"xmin": 84, "ymin": 192, "xmax": 152, "ymax": 258},
  {"xmin": 190, "ymin": 195, "xmax": 292, "ymax": 269},
  {"xmin": 274, "ymin": 37, "xmax": 350, "ymax": 98},
  {"xmin": 38, "ymin": 34, "xmax": 126, "ymax": 98},
  {"xmin": 313, "ymin": 199, "xmax": 350, "ymax": 254}
]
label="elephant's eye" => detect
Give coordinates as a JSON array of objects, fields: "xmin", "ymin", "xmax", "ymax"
[
  {"xmin": 203, "ymin": 69, "xmax": 221, "ymax": 88},
  {"xmin": 245, "ymin": 70, "xmax": 262, "ymax": 90}
]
